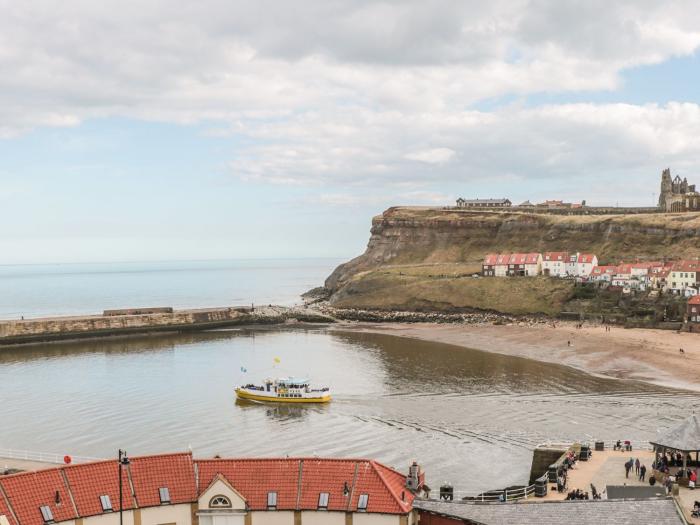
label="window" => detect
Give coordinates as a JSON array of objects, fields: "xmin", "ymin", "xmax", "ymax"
[
  {"xmin": 209, "ymin": 495, "xmax": 231, "ymax": 508},
  {"xmin": 159, "ymin": 487, "xmax": 171, "ymax": 504},
  {"xmin": 357, "ymin": 494, "xmax": 369, "ymax": 511},
  {"xmin": 267, "ymin": 491, "xmax": 277, "ymax": 509},
  {"xmin": 39, "ymin": 506, "xmax": 54, "ymax": 524},
  {"xmin": 99, "ymin": 495, "xmax": 113, "ymax": 512},
  {"xmin": 318, "ymin": 492, "xmax": 329, "ymax": 509}
]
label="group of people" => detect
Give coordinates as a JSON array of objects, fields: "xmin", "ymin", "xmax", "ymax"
[
  {"xmin": 624, "ymin": 457, "xmax": 648, "ymax": 481},
  {"xmin": 565, "ymin": 488, "xmax": 590, "ymax": 500}
]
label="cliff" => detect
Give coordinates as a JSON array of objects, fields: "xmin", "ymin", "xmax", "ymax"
[{"xmin": 323, "ymin": 207, "xmax": 700, "ymax": 315}]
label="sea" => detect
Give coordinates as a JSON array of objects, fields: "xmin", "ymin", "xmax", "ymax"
[{"xmin": 1, "ymin": 258, "xmax": 698, "ymax": 495}]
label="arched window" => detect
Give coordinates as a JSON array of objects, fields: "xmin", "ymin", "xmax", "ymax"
[{"xmin": 209, "ymin": 495, "xmax": 232, "ymax": 508}]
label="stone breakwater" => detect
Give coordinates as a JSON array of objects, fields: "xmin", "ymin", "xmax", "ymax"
[
  {"xmin": 0, "ymin": 306, "xmax": 334, "ymax": 345},
  {"xmin": 315, "ymin": 303, "xmax": 547, "ymax": 326}
]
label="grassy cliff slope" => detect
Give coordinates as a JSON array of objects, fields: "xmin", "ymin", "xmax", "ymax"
[{"xmin": 324, "ymin": 207, "xmax": 700, "ymax": 315}]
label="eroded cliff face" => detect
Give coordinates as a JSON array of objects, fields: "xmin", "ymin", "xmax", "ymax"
[{"xmin": 325, "ymin": 207, "xmax": 700, "ymax": 292}]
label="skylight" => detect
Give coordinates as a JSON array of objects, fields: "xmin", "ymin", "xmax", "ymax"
[
  {"xmin": 357, "ymin": 494, "xmax": 369, "ymax": 511},
  {"xmin": 267, "ymin": 491, "xmax": 277, "ymax": 509},
  {"xmin": 159, "ymin": 487, "xmax": 171, "ymax": 504},
  {"xmin": 39, "ymin": 506, "xmax": 54, "ymax": 524},
  {"xmin": 318, "ymin": 492, "xmax": 329, "ymax": 509},
  {"xmin": 99, "ymin": 495, "xmax": 113, "ymax": 512}
]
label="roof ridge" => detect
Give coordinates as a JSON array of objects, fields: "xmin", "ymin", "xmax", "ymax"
[
  {"xmin": 194, "ymin": 457, "xmax": 371, "ymax": 463},
  {"xmin": 369, "ymin": 460, "xmax": 409, "ymax": 513}
]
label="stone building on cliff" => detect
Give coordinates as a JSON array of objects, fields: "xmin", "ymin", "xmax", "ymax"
[{"xmin": 658, "ymin": 168, "xmax": 700, "ymax": 212}]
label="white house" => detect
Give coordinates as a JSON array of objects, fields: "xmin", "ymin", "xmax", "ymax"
[
  {"xmin": 567, "ymin": 253, "xmax": 598, "ymax": 277},
  {"xmin": 542, "ymin": 252, "xmax": 568, "ymax": 277}
]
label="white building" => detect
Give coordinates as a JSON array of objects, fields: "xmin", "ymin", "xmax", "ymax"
[{"xmin": 542, "ymin": 252, "xmax": 568, "ymax": 277}]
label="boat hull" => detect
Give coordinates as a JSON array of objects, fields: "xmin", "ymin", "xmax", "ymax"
[{"xmin": 235, "ymin": 388, "xmax": 331, "ymax": 404}]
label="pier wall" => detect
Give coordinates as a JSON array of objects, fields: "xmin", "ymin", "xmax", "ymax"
[{"xmin": 0, "ymin": 308, "xmax": 250, "ymax": 345}]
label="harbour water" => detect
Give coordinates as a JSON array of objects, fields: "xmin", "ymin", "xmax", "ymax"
[{"xmin": 1, "ymin": 259, "xmax": 699, "ymax": 494}]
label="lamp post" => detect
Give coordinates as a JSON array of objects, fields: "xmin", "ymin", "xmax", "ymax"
[{"xmin": 118, "ymin": 450, "xmax": 130, "ymax": 525}]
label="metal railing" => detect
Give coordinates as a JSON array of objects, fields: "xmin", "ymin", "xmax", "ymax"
[
  {"xmin": 446, "ymin": 483, "xmax": 537, "ymax": 503},
  {"xmin": 0, "ymin": 448, "xmax": 104, "ymax": 465}
]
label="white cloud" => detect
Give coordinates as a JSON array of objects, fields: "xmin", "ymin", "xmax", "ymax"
[
  {"xmin": 405, "ymin": 148, "xmax": 456, "ymax": 164},
  {"xmin": 1, "ymin": 0, "xmax": 700, "ymax": 205}
]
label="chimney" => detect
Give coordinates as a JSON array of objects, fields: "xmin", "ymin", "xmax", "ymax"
[{"xmin": 406, "ymin": 461, "xmax": 423, "ymax": 491}]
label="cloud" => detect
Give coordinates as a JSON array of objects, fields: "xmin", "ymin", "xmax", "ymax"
[
  {"xmin": 405, "ymin": 148, "xmax": 456, "ymax": 164},
  {"xmin": 1, "ymin": 0, "xmax": 700, "ymax": 206}
]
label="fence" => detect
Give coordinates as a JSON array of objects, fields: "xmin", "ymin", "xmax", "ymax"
[
  {"xmin": 445, "ymin": 484, "xmax": 538, "ymax": 503},
  {"xmin": 0, "ymin": 448, "xmax": 104, "ymax": 465}
]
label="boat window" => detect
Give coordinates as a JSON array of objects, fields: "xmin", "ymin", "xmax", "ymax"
[
  {"xmin": 318, "ymin": 492, "xmax": 329, "ymax": 509},
  {"xmin": 267, "ymin": 492, "xmax": 277, "ymax": 509}
]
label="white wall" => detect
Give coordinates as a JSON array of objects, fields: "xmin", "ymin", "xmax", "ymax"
[
  {"xmin": 140, "ymin": 503, "xmax": 192, "ymax": 525},
  {"xmin": 83, "ymin": 512, "xmax": 136, "ymax": 525},
  {"xmin": 353, "ymin": 514, "xmax": 400, "ymax": 525},
  {"xmin": 299, "ymin": 511, "xmax": 345, "ymax": 525},
  {"xmin": 249, "ymin": 511, "xmax": 294, "ymax": 525}
]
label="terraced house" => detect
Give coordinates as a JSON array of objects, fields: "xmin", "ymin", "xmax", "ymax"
[{"xmin": 0, "ymin": 453, "xmax": 422, "ymax": 525}]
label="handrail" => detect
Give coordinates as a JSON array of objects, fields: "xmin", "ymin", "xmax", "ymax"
[
  {"xmin": 0, "ymin": 448, "xmax": 104, "ymax": 465},
  {"xmin": 447, "ymin": 483, "xmax": 537, "ymax": 502}
]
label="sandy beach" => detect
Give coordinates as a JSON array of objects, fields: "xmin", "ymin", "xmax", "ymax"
[{"xmin": 331, "ymin": 321, "xmax": 700, "ymax": 391}]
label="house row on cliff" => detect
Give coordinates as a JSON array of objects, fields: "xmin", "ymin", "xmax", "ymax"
[
  {"xmin": 482, "ymin": 252, "xmax": 598, "ymax": 278},
  {"xmin": 588, "ymin": 260, "xmax": 699, "ymax": 296}
]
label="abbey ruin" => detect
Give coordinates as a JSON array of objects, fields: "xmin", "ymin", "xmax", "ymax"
[{"xmin": 658, "ymin": 168, "xmax": 700, "ymax": 212}]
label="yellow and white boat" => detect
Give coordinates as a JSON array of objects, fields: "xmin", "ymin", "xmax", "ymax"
[{"xmin": 235, "ymin": 377, "xmax": 331, "ymax": 404}]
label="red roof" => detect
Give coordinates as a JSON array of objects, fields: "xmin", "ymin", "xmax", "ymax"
[
  {"xmin": 0, "ymin": 469, "xmax": 77, "ymax": 525},
  {"xmin": 578, "ymin": 254, "xmax": 597, "ymax": 264},
  {"xmin": 524, "ymin": 253, "xmax": 540, "ymax": 264},
  {"xmin": 0, "ymin": 455, "xmax": 413, "ymax": 519},
  {"xmin": 673, "ymin": 260, "xmax": 700, "ymax": 272},
  {"xmin": 508, "ymin": 253, "xmax": 527, "ymax": 265},
  {"xmin": 543, "ymin": 252, "xmax": 568, "ymax": 261},
  {"xmin": 495, "ymin": 254, "xmax": 510, "ymax": 265},
  {"xmin": 195, "ymin": 458, "xmax": 412, "ymax": 514},
  {"xmin": 483, "ymin": 254, "xmax": 498, "ymax": 265},
  {"xmin": 689, "ymin": 296, "xmax": 700, "ymax": 305},
  {"xmin": 591, "ymin": 265, "xmax": 616, "ymax": 276},
  {"xmin": 127, "ymin": 452, "xmax": 197, "ymax": 507},
  {"xmin": 62, "ymin": 460, "xmax": 135, "ymax": 517}
]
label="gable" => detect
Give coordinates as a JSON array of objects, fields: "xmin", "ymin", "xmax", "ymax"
[{"xmin": 198, "ymin": 478, "xmax": 246, "ymax": 510}]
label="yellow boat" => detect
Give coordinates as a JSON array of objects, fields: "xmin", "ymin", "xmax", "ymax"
[{"xmin": 235, "ymin": 377, "xmax": 331, "ymax": 404}]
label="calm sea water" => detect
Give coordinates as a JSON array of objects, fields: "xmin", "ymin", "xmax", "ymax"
[
  {"xmin": 1, "ymin": 260, "xmax": 698, "ymax": 494},
  {"xmin": 0, "ymin": 259, "xmax": 340, "ymax": 319}
]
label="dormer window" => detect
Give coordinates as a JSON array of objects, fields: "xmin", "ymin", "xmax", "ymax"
[
  {"xmin": 158, "ymin": 487, "xmax": 171, "ymax": 504},
  {"xmin": 267, "ymin": 491, "xmax": 277, "ymax": 509},
  {"xmin": 318, "ymin": 492, "xmax": 329, "ymax": 509},
  {"xmin": 99, "ymin": 495, "xmax": 113, "ymax": 512},
  {"xmin": 209, "ymin": 496, "xmax": 231, "ymax": 508},
  {"xmin": 39, "ymin": 506, "xmax": 54, "ymax": 524},
  {"xmin": 357, "ymin": 494, "xmax": 369, "ymax": 512}
]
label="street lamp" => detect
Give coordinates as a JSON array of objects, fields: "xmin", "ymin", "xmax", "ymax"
[{"xmin": 118, "ymin": 450, "xmax": 130, "ymax": 525}]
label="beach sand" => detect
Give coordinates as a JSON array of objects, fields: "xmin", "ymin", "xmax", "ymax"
[{"xmin": 331, "ymin": 321, "xmax": 700, "ymax": 391}]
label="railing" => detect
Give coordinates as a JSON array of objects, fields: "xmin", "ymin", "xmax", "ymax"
[
  {"xmin": 445, "ymin": 483, "xmax": 537, "ymax": 503},
  {"xmin": 0, "ymin": 448, "xmax": 104, "ymax": 465}
]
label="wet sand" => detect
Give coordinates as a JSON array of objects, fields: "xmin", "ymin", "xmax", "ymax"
[{"xmin": 332, "ymin": 322, "xmax": 700, "ymax": 391}]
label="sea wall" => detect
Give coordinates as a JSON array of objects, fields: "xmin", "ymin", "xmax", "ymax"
[{"xmin": 0, "ymin": 306, "xmax": 334, "ymax": 345}]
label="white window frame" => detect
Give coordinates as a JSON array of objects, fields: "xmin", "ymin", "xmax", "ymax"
[
  {"xmin": 159, "ymin": 487, "xmax": 171, "ymax": 504},
  {"xmin": 100, "ymin": 495, "xmax": 113, "ymax": 512}
]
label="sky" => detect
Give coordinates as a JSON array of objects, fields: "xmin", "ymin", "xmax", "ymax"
[{"xmin": 1, "ymin": 0, "xmax": 700, "ymax": 264}]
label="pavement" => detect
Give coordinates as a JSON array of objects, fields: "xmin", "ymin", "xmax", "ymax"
[
  {"xmin": 0, "ymin": 457, "xmax": 58, "ymax": 473},
  {"xmin": 543, "ymin": 448, "xmax": 698, "ymax": 523}
]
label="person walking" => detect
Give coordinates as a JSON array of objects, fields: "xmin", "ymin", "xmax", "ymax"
[
  {"xmin": 635, "ymin": 458, "xmax": 640, "ymax": 476},
  {"xmin": 640, "ymin": 464, "xmax": 647, "ymax": 482},
  {"xmin": 625, "ymin": 459, "xmax": 633, "ymax": 478}
]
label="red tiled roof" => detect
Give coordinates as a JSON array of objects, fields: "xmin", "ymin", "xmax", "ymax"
[
  {"xmin": 578, "ymin": 254, "xmax": 597, "ymax": 264},
  {"xmin": 591, "ymin": 265, "xmax": 616, "ymax": 276},
  {"xmin": 495, "ymin": 254, "xmax": 510, "ymax": 265},
  {"xmin": 508, "ymin": 253, "xmax": 527, "ymax": 265},
  {"xmin": 689, "ymin": 296, "xmax": 700, "ymax": 305},
  {"xmin": 483, "ymin": 254, "xmax": 498, "ymax": 265},
  {"xmin": 543, "ymin": 252, "xmax": 568, "ymax": 261},
  {"xmin": 195, "ymin": 458, "xmax": 411, "ymax": 514},
  {"xmin": 524, "ymin": 253, "xmax": 540, "ymax": 264},
  {"xmin": 127, "ymin": 452, "xmax": 197, "ymax": 507},
  {"xmin": 0, "ymin": 486, "xmax": 18, "ymax": 525},
  {"xmin": 0, "ymin": 469, "xmax": 77, "ymax": 525},
  {"xmin": 62, "ymin": 460, "xmax": 135, "ymax": 517},
  {"xmin": 673, "ymin": 260, "xmax": 700, "ymax": 272}
]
